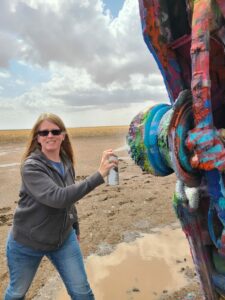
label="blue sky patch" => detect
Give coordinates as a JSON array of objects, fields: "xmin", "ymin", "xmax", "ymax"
[
  {"xmin": 0, "ymin": 60, "xmax": 51, "ymax": 97},
  {"xmin": 103, "ymin": 0, "xmax": 125, "ymax": 17}
]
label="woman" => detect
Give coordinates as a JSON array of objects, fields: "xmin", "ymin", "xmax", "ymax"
[{"xmin": 4, "ymin": 113, "xmax": 116, "ymax": 300}]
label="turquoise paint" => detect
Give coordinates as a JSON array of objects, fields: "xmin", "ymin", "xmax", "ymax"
[
  {"xmin": 198, "ymin": 134, "xmax": 214, "ymax": 144},
  {"xmin": 196, "ymin": 115, "xmax": 213, "ymax": 128},
  {"xmin": 219, "ymin": 197, "xmax": 225, "ymax": 210},
  {"xmin": 176, "ymin": 124, "xmax": 183, "ymax": 138},
  {"xmin": 207, "ymin": 144, "xmax": 223, "ymax": 154}
]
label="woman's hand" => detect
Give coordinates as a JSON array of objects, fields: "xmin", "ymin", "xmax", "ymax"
[{"xmin": 98, "ymin": 149, "xmax": 118, "ymax": 178}]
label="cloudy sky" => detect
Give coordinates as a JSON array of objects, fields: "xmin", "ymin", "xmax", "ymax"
[{"xmin": 0, "ymin": 0, "xmax": 168, "ymax": 129}]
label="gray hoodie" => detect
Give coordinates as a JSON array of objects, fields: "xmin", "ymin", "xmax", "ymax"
[{"xmin": 12, "ymin": 149, "xmax": 104, "ymax": 251}]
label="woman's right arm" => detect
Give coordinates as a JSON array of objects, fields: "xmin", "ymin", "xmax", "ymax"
[
  {"xmin": 22, "ymin": 149, "xmax": 117, "ymax": 209},
  {"xmin": 22, "ymin": 164, "xmax": 104, "ymax": 209}
]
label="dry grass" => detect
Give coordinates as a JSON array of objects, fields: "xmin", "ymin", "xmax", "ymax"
[
  {"xmin": 0, "ymin": 125, "xmax": 128, "ymax": 144},
  {"xmin": 0, "ymin": 129, "xmax": 31, "ymax": 144},
  {"xmin": 67, "ymin": 125, "xmax": 128, "ymax": 138}
]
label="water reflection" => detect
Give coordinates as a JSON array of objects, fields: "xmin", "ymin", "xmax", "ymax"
[{"xmin": 57, "ymin": 225, "xmax": 194, "ymax": 300}]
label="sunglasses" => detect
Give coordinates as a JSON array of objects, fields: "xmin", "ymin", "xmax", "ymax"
[{"xmin": 38, "ymin": 129, "xmax": 62, "ymax": 137}]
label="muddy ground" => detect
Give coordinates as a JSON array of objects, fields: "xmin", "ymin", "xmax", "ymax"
[{"xmin": 0, "ymin": 133, "xmax": 202, "ymax": 299}]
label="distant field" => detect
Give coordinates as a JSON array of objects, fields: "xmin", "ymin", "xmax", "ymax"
[{"xmin": 0, "ymin": 125, "xmax": 128, "ymax": 144}]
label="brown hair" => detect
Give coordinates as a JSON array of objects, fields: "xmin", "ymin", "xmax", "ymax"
[{"xmin": 21, "ymin": 113, "xmax": 74, "ymax": 165}]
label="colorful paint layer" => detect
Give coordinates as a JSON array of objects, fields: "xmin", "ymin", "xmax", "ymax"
[{"xmin": 128, "ymin": 0, "xmax": 225, "ymax": 298}]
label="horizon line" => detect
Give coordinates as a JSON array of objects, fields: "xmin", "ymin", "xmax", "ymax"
[{"xmin": 0, "ymin": 124, "xmax": 129, "ymax": 131}]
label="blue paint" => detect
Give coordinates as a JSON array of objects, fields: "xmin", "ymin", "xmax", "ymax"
[
  {"xmin": 204, "ymin": 99, "xmax": 212, "ymax": 109},
  {"xmin": 201, "ymin": 157, "xmax": 212, "ymax": 163},
  {"xmin": 198, "ymin": 133, "xmax": 214, "ymax": 144},
  {"xmin": 144, "ymin": 104, "xmax": 172, "ymax": 175},
  {"xmin": 205, "ymin": 170, "xmax": 221, "ymax": 200},
  {"xmin": 175, "ymin": 122, "xmax": 193, "ymax": 172},
  {"xmin": 219, "ymin": 198, "xmax": 225, "ymax": 210},
  {"xmin": 216, "ymin": 161, "xmax": 225, "ymax": 168},
  {"xmin": 176, "ymin": 124, "xmax": 183, "ymax": 138},
  {"xmin": 143, "ymin": 34, "xmax": 174, "ymax": 104},
  {"xmin": 207, "ymin": 144, "xmax": 223, "ymax": 154},
  {"xmin": 206, "ymin": 170, "xmax": 225, "ymax": 248},
  {"xmin": 196, "ymin": 115, "xmax": 213, "ymax": 128},
  {"xmin": 168, "ymin": 58, "xmax": 182, "ymax": 73},
  {"xmin": 187, "ymin": 131, "xmax": 202, "ymax": 142},
  {"xmin": 212, "ymin": 272, "xmax": 225, "ymax": 293}
]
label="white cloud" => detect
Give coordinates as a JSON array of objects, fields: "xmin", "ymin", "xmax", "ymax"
[
  {"xmin": 1, "ymin": 0, "xmax": 158, "ymax": 79},
  {"xmin": 15, "ymin": 79, "xmax": 25, "ymax": 85},
  {"xmin": 3, "ymin": 63, "xmax": 167, "ymax": 109},
  {"xmin": 0, "ymin": 0, "xmax": 168, "ymax": 129},
  {"xmin": 0, "ymin": 70, "xmax": 11, "ymax": 78}
]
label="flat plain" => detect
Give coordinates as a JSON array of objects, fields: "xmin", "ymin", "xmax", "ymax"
[{"xmin": 0, "ymin": 126, "xmax": 202, "ymax": 299}]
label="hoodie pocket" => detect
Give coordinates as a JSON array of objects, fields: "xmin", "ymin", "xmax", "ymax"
[{"xmin": 30, "ymin": 213, "xmax": 65, "ymax": 246}]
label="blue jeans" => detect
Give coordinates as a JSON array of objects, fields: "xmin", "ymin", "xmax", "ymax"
[{"xmin": 4, "ymin": 230, "xmax": 95, "ymax": 300}]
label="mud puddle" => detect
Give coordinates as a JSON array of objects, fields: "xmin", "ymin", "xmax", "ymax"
[{"xmin": 56, "ymin": 225, "xmax": 194, "ymax": 300}]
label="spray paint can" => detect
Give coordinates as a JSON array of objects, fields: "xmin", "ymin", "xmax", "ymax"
[{"xmin": 107, "ymin": 155, "xmax": 119, "ymax": 185}]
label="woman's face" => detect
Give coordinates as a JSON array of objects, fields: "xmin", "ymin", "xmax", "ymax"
[{"xmin": 37, "ymin": 120, "xmax": 65, "ymax": 157}]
